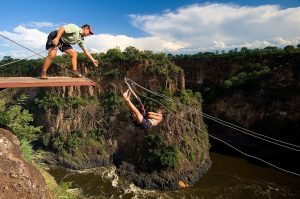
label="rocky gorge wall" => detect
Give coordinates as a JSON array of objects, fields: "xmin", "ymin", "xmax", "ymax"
[
  {"xmin": 174, "ymin": 53, "xmax": 300, "ymax": 89},
  {"xmin": 27, "ymin": 56, "xmax": 211, "ymax": 190},
  {"xmin": 0, "ymin": 128, "xmax": 51, "ymax": 199},
  {"xmin": 174, "ymin": 53, "xmax": 300, "ymax": 172}
]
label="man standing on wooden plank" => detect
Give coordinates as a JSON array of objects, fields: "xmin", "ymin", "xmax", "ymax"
[{"xmin": 40, "ymin": 24, "xmax": 99, "ymax": 79}]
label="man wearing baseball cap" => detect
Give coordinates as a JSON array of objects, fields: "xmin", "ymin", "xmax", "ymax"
[{"xmin": 41, "ymin": 23, "xmax": 98, "ymax": 79}]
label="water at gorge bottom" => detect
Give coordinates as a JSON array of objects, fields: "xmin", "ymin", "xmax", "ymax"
[{"xmin": 49, "ymin": 152, "xmax": 300, "ymax": 199}]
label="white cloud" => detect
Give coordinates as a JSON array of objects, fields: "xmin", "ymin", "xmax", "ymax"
[
  {"xmin": 27, "ymin": 21, "xmax": 56, "ymax": 28},
  {"xmin": 85, "ymin": 34, "xmax": 187, "ymax": 53},
  {"xmin": 0, "ymin": 26, "xmax": 47, "ymax": 49},
  {"xmin": 0, "ymin": 51, "xmax": 4, "ymax": 60},
  {"xmin": 0, "ymin": 26, "xmax": 48, "ymax": 58},
  {"xmin": 130, "ymin": 3, "xmax": 300, "ymax": 52},
  {"xmin": 2, "ymin": 3, "xmax": 300, "ymax": 59}
]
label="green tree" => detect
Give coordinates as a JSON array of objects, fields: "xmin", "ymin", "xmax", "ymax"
[
  {"xmin": 138, "ymin": 134, "xmax": 178, "ymax": 170},
  {"xmin": 0, "ymin": 95, "xmax": 41, "ymax": 142},
  {"xmin": 284, "ymin": 45, "xmax": 295, "ymax": 53},
  {"xmin": 105, "ymin": 47, "xmax": 125, "ymax": 62},
  {"xmin": 123, "ymin": 46, "xmax": 141, "ymax": 63}
]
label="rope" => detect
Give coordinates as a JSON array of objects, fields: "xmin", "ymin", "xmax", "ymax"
[
  {"xmin": 0, "ymin": 33, "xmax": 94, "ymax": 83},
  {"xmin": 202, "ymin": 112, "xmax": 300, "ymax": 150},
  {"xmin": 126, "ymin": 78, "xmax": 300, "ymax": 152},
  {"xmin": 124, "ymin": 77, "xmax": 143, "ymax": 106},
  {"xmin": 0, "ymin": 50, "xmax": 48, "ymax": 69},
  {"xmin": 127, "ymin": 82, "xmax": 300, "ymax": 177}
]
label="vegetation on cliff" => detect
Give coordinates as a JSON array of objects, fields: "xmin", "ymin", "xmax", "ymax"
[
  {"xmin": 0, "ymin": 46, "xmax": 209, "ymax": 190},
  {"xmin": 170, "ymin": 44, "xmax": 300, "ymax": 59},
  {"xmin": 170, "ymin": 45, "xmax": 300, "ymax": 174},
  {"xmin": 170, "ymin": 45, "xmax": 300, "ymax": 101},
  {"xmin": 0, "ymin": 97, "xmax": 77, "ymax": 198},
  {"xmin": 0, "ymin": 94, "xmax": 40, "ymax": 161}
]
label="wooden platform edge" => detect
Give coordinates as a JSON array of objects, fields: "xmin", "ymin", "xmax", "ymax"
[{"xmin": 0, "ymin": 77, "xmax": 96, "ymax": 88}]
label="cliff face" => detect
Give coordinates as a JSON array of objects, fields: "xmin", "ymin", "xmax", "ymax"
[
  {"xmin": 30, "ymin": 59, "xmax": 211, "ymax": 190},
  {"xmin": 175, "ymin": 54, "xmax": 300, "ymax": 172},
  {"xmin": 111, "ymin": 100, "xmax": 210, "ymax": 189},
  {"xmin": 0, "ymin": 128, "xmax": 51, "ymax": 199},
  {"xmin": 174, "ymin": 53, "xmax": 300, "ymax": 89}
]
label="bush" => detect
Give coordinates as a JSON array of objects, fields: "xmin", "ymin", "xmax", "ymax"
[
  {"xmin": 224, "ymin": 65, "xmax": 271, "ymax": 89},
  {"xmin": 35, "ymin": 93, "xmax": 89, "ymax": 110},
  {"xmin": 0, "ymin": 95, "xmax": 41, "ymax": 143},
  {"xmin": 105, "ymin": 48, "xmax": 125, "ymax": 62},
  {"xmin": 0, "ymin": 100, "xmax": 7, "ymax": 125},
  {"xmin": 66, "ymin": 96, "xmax": 89, "ymax": 109},
  {"xmin": 35, "ymin": 93, "xmax": 65, "ymax": 110},
  {"xmin": 101, "ymin": 90, "xmax": 123, "ymax": 111},
  {"xmin": 138, "ymin": 134, "xmax": 178, "ymax": 171},
  {"xmin": 123, "ymin": 46, "xmax": 142, "ymax": 63},
  {"xmin": 54, "ymin": 182, "xmax": 77, "ymax": 199},
  {"xmin": 103, "ymin": 68, "xmax": 119, "ymax": 78},
  {"xmin": 20, "ymin": 139, "xmax": 33, "ymax": 161}
]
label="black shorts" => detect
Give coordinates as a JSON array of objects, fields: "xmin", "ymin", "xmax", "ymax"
[
  {"xmin": 140, "ymin": 117, "xmax": 152, "ymax": 130},
  {"xmin": 46, "ymin": 31, "xmax": 73, "ymax": 52}
]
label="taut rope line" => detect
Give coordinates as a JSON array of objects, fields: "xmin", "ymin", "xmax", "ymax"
[
  {"xmin": 126, "ymin": 78, "xmax": 300, "ymax": 152},
  {"xmin": 126, "ymin": 81, "xmax": 300, "ymax": 177}
]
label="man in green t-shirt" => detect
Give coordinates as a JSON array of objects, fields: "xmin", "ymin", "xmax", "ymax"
[{"xmin": 41, "ymin": 24, "xmax": 99, "ymax": 79}]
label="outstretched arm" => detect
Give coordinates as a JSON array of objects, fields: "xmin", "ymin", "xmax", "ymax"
[
  {"xmin": 83, "ymin": 48, "xmax": 98, "ymax": 67},
  {"xmin": 123, "ymin": 90, "xmax": 143, "ymax": 123}
]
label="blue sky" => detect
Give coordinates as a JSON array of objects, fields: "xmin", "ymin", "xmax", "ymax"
[{"xmin": 0, "ymin": 0, "xmax": 300, "ymax": 58}]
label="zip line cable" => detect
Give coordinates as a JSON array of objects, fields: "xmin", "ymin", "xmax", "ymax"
[
  {"xmin": 200, "ymin": 113, "xmax": 300, "ymax": 152},
  {"xmin": 126, "ymin": 81, "xmax": 300, "ymax": 177},
  {"xmin": 202, "ymin": 111, "xmax": 300, "ymax": 149},
  {"xmin": 124, "ymin": 78, "xmax": 143, "ymax": 106},
  {"xmin": 0, "ymin": 50, "xmax": 48, "ymax": 69},
  {"xmin": 125, "ymin": 78, "xmax": 300, "ymax": 152},
  {"xmin": 127, "ymin": 77, "xmax": 300, "ymax": 150},
  {"xmin": 0, "ymin": 33, "xmax": 93, "ymax": 83},
  {"xmin": 129, "ymin": 78, "xmax": 300, "ymax": 151}
]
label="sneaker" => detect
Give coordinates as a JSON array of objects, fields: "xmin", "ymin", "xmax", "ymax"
[
  {"xmin": 39, "ymin": 71, "xmax": 48, "ymax": 80},
  {"xmin": 72, "ymin": 70, "xmax": 83, "ymax": 78}
]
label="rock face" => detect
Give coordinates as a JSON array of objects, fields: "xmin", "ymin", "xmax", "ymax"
[
  {"xmin": 31, "ymin": 60, "xmax": 211, "ymax": 190},
  {"xmin": 0, "ymin": 128, "xmax": 51, "ymax": 199},
  {"xmin": 175, "ymin": 54, "xmax": 300, "ymax": 172},
  {"xmin": 174, "ymin": 53, "xmax": 300, "ymax": 89},
  {"xmin": 112, "ymin": 105, "xmax": 211, "ymax": 190}
]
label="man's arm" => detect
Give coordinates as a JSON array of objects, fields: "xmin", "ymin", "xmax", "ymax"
[
  {"xmin": 83, "ymin": 48, "xmax": 99, "ymax": 67},
  {"xmin": 52, "ymin": 26, "xmax": 65, "ymax": 46}
]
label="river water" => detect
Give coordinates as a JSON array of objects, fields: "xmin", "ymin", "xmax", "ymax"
[{"xmin": 49, "ymin": 152, "xmax": 300, "ymax": 199}]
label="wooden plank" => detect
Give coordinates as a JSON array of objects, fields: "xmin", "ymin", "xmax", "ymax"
[{"xmin": 0, "ymin": 76, "xmax": 95, "ymax": 88}]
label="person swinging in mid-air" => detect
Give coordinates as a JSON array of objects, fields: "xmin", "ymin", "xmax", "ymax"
[{"xmin": 122, "ymin": 89, "xmax": 163, "ymax": 130}]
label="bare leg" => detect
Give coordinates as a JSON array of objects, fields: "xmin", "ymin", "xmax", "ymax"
[
  {"xmin": 41, "ymin": 48, "xmax": 57, "ymax": 78},
  {"xmin": 126, "ymin": 100, "xmax": 144, "ymax": 123},
  {"xmin": 64, "ymin": 49, "xmax": 78, "ymax": 71},
  {"xmin": 148, "ymin": 114, "xmax": 162, "ymax": 120}
]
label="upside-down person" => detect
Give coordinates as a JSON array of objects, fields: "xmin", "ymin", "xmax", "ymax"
[
  {"xmin": 40, "ymin": 24, "xmax": 99, "ymax": 79},
  {"xmin": 122, "ymin": 89, "xmax": 163, "ymax": 130}
]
